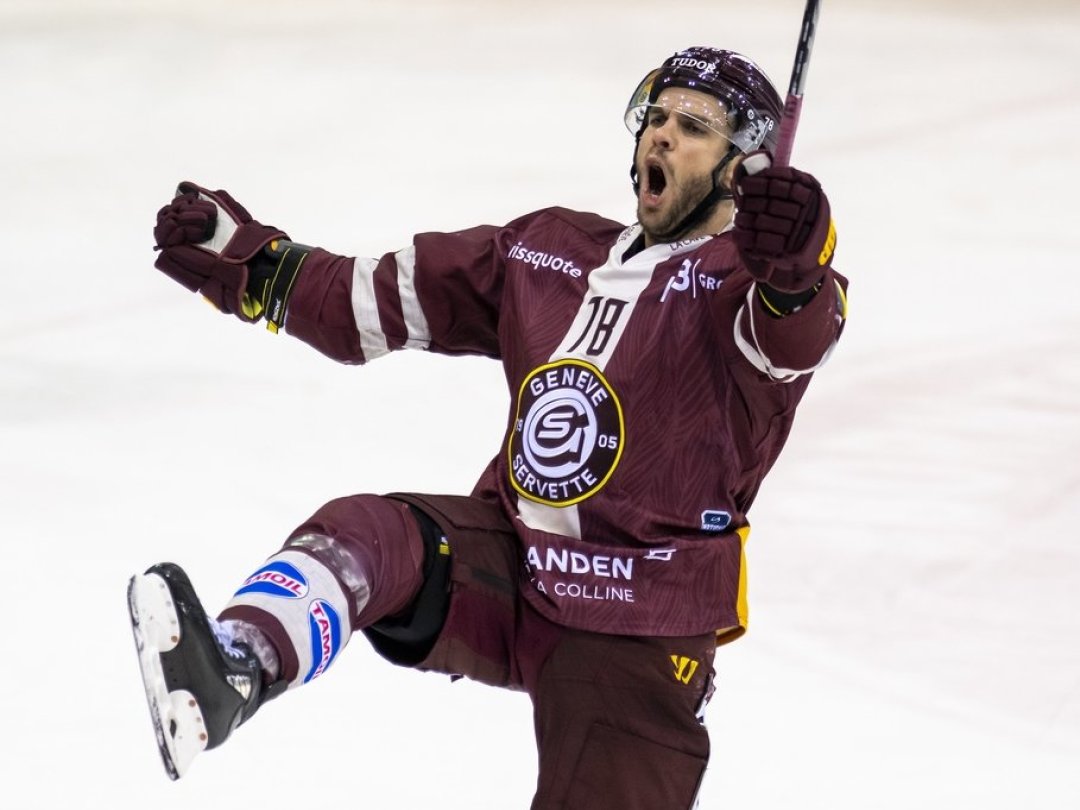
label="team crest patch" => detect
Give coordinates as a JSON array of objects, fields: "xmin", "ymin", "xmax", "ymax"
[{"xmin": 508, "ymin": 359, "xmax": 624, "ymax": 507}]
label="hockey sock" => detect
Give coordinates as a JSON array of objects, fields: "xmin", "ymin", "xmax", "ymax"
[{"xmin": 219, "ymin": 549, "xmax": 353, "ymax": 688}]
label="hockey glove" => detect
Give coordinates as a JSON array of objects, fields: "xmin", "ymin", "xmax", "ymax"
[
  {"xmin": 732, "ymin": 152, "xmax": 837, "ymax": 293},
  {"xmin": 153, "ymin": 182, "xmax": 288, "ymax": 323}
]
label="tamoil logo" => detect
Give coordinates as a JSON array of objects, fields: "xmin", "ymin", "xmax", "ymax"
[
  {"xmin": 234, "ymin": 560, "xmax": 308, "ymax": 599},
  {"xmin": 304, "ymin": 600, "xmax": 342, "ymax": 684}
]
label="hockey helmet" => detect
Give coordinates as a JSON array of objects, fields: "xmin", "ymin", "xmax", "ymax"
[{"xmin": 624, "ymin": 47, "xmax": 783, "ymax": 156}]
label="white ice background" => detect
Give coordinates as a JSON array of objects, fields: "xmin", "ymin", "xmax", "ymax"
[{"xmin": 1, "ymin": 0, "xmax": 1078, "ymax": 807}]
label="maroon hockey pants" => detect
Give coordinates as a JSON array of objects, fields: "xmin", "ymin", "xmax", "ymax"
[{"xmin": 244, "ymin": 492, "xmax": 717, "ymax": 809}]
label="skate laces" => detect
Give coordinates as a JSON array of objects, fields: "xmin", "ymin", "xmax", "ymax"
[
  {"xmin": 211, "ymin": 619, "xmax": 280, "ymax": 682},
  {"xmin": 209, "ymin": 618, "xmax": 246, "ymax": 660}
]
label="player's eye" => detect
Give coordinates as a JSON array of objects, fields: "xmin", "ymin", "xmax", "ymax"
[{"xmin": 681, "ymin": 117, "xmax": 707, "ymax": 136}]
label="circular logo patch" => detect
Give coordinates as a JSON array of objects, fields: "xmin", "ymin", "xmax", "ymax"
[{"xmin": 508, "ymin": 359, "xmax": 624, "ymax": 507}]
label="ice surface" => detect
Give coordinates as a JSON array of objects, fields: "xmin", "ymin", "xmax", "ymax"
[{"xmin": 1, "ymin": 1, "xmax": 1078, "ymax": 807}]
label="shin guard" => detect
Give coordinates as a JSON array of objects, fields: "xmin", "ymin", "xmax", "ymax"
[{"xmin": 221, "ymin": 550, "xmax": 352, "ymax": 688}]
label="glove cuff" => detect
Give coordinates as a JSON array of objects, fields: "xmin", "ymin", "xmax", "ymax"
[{"xmin": 243, "ymin": 240, "xmax": 311, "ymax": 332}]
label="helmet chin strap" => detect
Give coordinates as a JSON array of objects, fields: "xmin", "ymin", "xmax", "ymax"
[
  {"xmin": 632, "ymin": 144, "xmax": 740, "ymax": 244},
  {"xmin": 659, "ymin": 145, "xmax": 740, "ymax": 243}
]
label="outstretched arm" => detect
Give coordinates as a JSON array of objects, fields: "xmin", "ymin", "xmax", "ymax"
[
  {"xmin": 152, "ymin": 183, "xmax": 507, "ymax": 364},
  {"xmin": 729, "ymin": 155, "xmax": 848, "ymax": 381}
]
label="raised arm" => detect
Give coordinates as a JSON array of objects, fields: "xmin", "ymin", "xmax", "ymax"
[
  {"xmin": 729, "ymin": 155, "xmax": 848, "ymax": 381},
  {"xmin": 152, "ymin": 183, "xmax": 507, "ymax": 364}
]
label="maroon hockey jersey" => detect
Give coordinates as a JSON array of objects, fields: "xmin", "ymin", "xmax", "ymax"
[{"xmin": 283, "ymin": 207, "xmax": 847, "ymax": 642}]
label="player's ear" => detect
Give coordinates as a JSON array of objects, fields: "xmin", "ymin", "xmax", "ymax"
[{"xmin": 721, "ymin": 153, "xmax": 744, "ymax": 192}]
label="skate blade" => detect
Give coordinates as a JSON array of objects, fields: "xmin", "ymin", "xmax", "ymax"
[{"xmin": 127, "ymin": 573, "xmax": 209, "ymax": 780}]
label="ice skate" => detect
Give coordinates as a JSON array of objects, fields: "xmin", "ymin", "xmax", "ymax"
[{"xmin": 127, "ymin": 563, "xmax": 265, "ymax": 779}]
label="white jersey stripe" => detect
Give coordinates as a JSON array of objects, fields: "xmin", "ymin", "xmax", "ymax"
[
  {"xmin": 733, "ymin": 281, "xmax": 841, "ymax": 381},
  {"xmin": 516, "ymin": 225, "xmax": 708, "ymax": 538},
  {"xmin": 350, "ymin": 257, "xmax": 390, "ymax": 362},
  {"xmin": 394, "ymin": 245, "xmax": 431, "ymax": 350},
  {"xmin": 517, "ymin": 497, "xmax": 582, "ymax": 539}
]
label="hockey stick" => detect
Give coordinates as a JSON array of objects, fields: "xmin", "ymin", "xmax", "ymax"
[{"xmin": 771, "ymin": 0, "xmax": 822, "ymax": 167}]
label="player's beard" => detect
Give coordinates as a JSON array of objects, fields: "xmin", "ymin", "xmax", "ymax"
[{"xmin": 637, "ymin": 169, "xmax": 717, "ymax": 245}]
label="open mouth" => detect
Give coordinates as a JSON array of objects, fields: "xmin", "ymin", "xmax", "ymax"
[{"xmin": 642, "ymin": 160, "xmax": 668, "ymax": 204}]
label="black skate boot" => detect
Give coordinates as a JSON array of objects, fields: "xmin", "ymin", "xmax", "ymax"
[{"xmin": 127, "ymin": 562, "xmax": 270, "ymax": 779}]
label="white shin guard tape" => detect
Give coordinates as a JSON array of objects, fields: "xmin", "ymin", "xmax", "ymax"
[{"xmin": 225, "ymin": 550, "xmax": 352, "ymax": 688}]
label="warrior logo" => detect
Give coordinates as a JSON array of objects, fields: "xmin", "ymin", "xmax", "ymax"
[
  {"xmin": 234, "ymin": 560, "xmax": 308, "ymax": 599},
  {"xmin": 509, "ymin": 359, "xmax": 624, "ymax": 507}
]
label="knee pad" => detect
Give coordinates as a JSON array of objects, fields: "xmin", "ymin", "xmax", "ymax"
[
  {"xmin": 224, "ymin": 549, "xmax": 352, "ymax": 688},
  {"xmin": 363, "ymin": 503, "xmax": 452, "ymax": 666}
]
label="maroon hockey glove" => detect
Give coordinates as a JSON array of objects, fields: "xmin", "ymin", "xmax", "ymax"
[
  {"xmin": 732, "ymin": 152, "xmax": 837, "ymax": 293},
  {"xmin": 153, "ymin": 182, "xmax": 287, "ymax": 321}
]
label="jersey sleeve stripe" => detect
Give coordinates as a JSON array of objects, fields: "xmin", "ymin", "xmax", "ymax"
[
  {"xmin": 350, "ymin": 257, "xmax": 391, "ymax": 362},
  {"xmin": 394, "ymin": 245, "xmax": 431, "ymax": 350},
  {"xmin": 733, "ymin": 283, "xmax": 839, "ymax": 381}
]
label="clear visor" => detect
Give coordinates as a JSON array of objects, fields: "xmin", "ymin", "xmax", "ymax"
[{"xmin": 623, "ymin": 68, "xmax": 774, "ymax": 153}]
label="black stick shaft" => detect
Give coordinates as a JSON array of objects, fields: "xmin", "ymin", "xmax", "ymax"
[{"xmin": 772, "ymin": 0, "xmax": 821, "ymax": 167}]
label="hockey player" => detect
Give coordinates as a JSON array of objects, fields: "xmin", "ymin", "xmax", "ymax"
[{"xmin": 129, "ymin": 46, "xmax": 847, "ymax": 809}]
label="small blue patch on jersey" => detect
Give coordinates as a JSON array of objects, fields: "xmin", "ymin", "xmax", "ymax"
[
  {"xmin": 304, "ymin": 599, "xmax": 343, "ymax": 684},
  {"xmin": 701, "ymin": 510, "xmax": 732, "ymax": 532},
  {"xmin": 235, "ymin": 560, "xmax": 308, "ymax": 599}
]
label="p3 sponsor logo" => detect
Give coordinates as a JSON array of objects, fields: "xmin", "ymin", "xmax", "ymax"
[
  {"xmin": 660, "ymin": 258, "xmax": 725, "ymax": 302},
  {"xmin": 304, "ymin": 600, "xmax": 343, "ymax": 684},
  {"xmin": 234, "ymin": 560, "xmax": 308, "ymax": 599}
]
